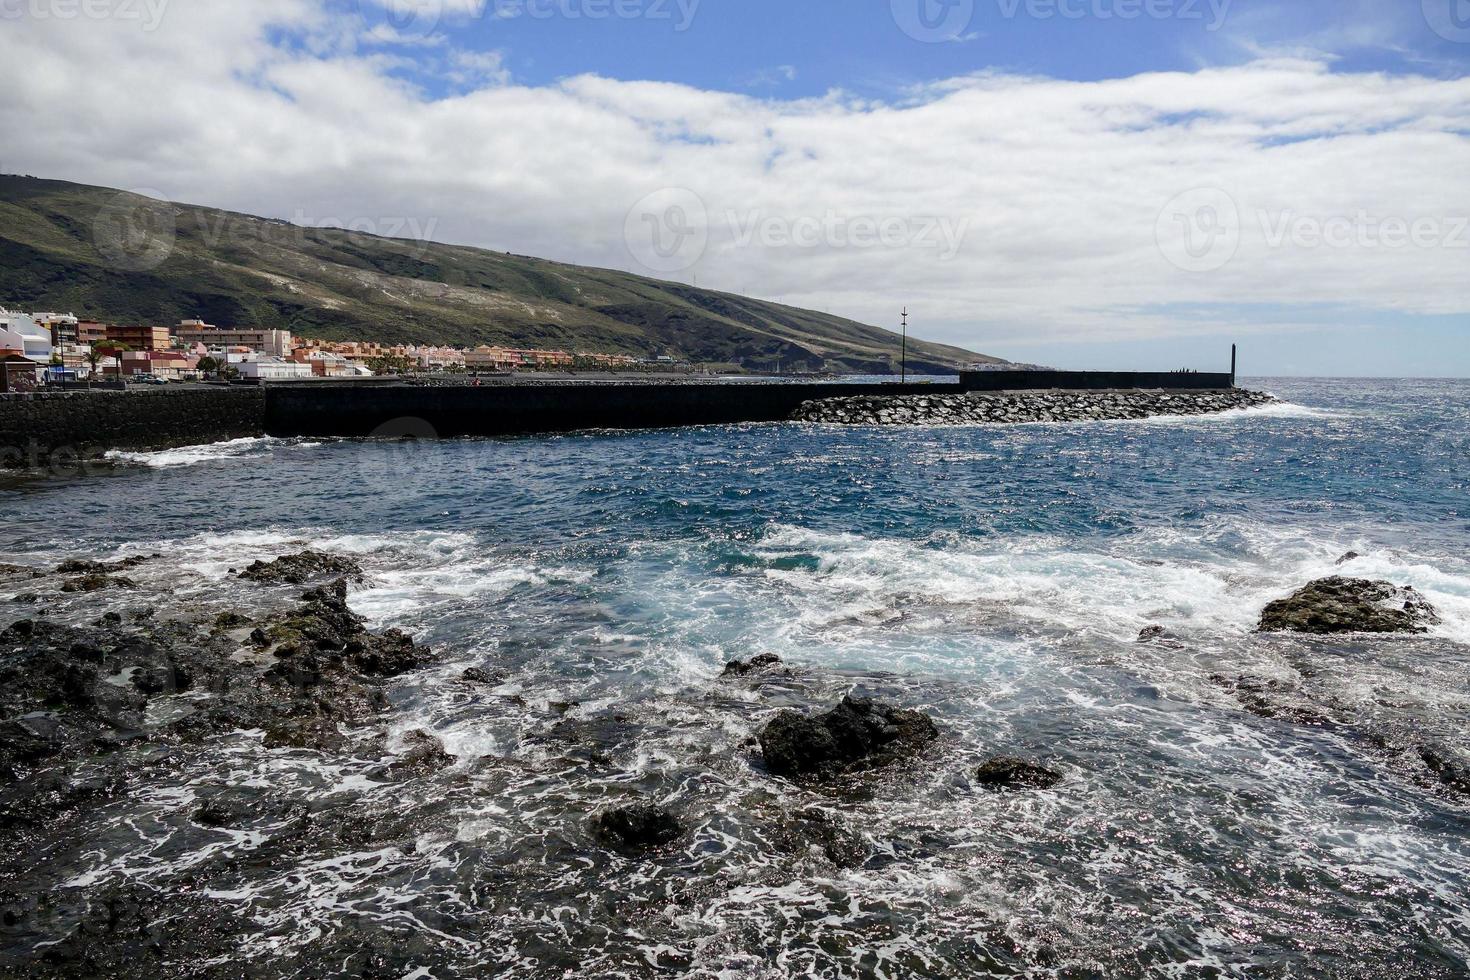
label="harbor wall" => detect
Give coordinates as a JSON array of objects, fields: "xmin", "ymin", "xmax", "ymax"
[
  {"xmin": 260, "ymin": 381, "xmax": 958, "ymax": 438},
  {"xmin": 959, "ymin": 371, "xmax": 1235, "ymax": 391},
  {"xmin": 1, "ymin": 372, "xmax": 1242, "ymax": 466},
  {"xmin": 0, "ymin": 387, "xmax": 266, "ymax": 468}
]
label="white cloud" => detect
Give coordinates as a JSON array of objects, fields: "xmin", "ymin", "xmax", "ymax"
[{"xmin": 1, "ymin": 0, "xmax": 1467, "ymax": 352}]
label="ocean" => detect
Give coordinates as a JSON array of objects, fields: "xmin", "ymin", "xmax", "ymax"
[{"xmin": 2, "ymin": 377, "xmax": 1469, "ymax": 977}]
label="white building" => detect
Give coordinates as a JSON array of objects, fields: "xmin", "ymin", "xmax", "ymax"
[
  {"xmin": 232, "ymin": 353, "xmax": 314, "ymax": 380},
  {"xmin": 0, "ymin": 308, "xmax": 54, "ymax": 364},
  {"xmin": 178, "ymin": 320, "xmax": 293, "ymax": 357}
]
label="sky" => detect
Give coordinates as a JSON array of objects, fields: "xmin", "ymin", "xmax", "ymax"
[{"xmin": 1, "ymin": 0, "xmax": 1468, "ymax": 375}]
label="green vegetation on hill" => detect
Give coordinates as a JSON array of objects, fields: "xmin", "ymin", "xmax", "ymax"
[{"xmin": 0, "ymin": 176, "xmax": 1000, "ymax": 373}]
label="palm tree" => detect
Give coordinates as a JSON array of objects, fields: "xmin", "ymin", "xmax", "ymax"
[{"xmin": 84, "ymin": 341, "xmax": 128, "ymax": 385}]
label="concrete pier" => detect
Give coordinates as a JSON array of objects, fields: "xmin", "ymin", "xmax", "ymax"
[{"xmin": 0, "ymin": 370, "xmax": 1241, "ymax": 467}]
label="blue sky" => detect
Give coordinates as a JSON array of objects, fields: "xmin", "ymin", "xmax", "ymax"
[
  {"xmin": 350, "ymin": 0, "xmax": 1470, "ymax": 376},
  {"xmin": 4, "ymin": 0, "xmax": 1469, "ymax": 374},
  {"xmin": 367, "ymin": 0, "xmax": 1470, "ymax": 95}
]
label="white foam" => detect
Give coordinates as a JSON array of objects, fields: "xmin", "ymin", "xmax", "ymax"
[
  {"xmin": 1128, "ymin": 399, "xmax": 1346, "ymax": 425},
  {"xmin": 105, "ymin": 436, "xmax": 320, "ymax": 468},
  {"xmin": 737, "ymin": 522, "xmax": 1470, "ymax": 665}
]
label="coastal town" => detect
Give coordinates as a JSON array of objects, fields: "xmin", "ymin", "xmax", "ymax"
[{"xmin": 0, "ymin": 306, "xmax": 652, "ymax": 391}]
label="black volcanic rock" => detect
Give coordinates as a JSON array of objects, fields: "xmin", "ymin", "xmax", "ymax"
[
  {"xmin": 791, "ymin": 388, "xmax": 1278, "ymax": 426},
  {"xmin": 721, "ymin": 653, "xmax": 783, "ymax": 678},
  {"xmin": 61, "ymin": 573, "xmax": 137, "ymax": 593},
  {"xmin": 373, "ymin": 730, "xmax": 456, "ymax": 782},
  {"xmin": 262, "ymin": 717, "xmax": 348, "ymax": 752},
  {"xmin": 237, "ymin": 551, "xmax": 363, "ymax": 586},
  {"xmin": 1258, "ymin": 577, "xmax": 1439, "ymax": 635},
  {"xmin": 54, "ymin": 555, "xmax": 158, "ymax": 576},
  {"xmin": 759, "ymin": 695, "xmax": 938, "ymax": 780},
  {"xmin": 973, "ymin": 757, "xmax": 1063, "ymax": 790},
  {"xmin": 594, "ymin": 803, "xmax": 683, "ymax": 852},
  {"xmin": 461, "ymin": 667, "xmax": 502, "ymax": 685},
  {"xmin": 1419, "ymin": 745, "xmax": 1470, "ymax": 796},
  {"xmin": 771, "ymin": 807, "xmax": 868, "ymax": 868}
]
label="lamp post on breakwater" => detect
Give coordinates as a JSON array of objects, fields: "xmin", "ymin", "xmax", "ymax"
[{"xmin": 900, "ymin": 307, "xmax": 908, "ymax": 385}]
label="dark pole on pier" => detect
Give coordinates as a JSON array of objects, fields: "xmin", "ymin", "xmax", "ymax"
[
  {"xmin": 900, "ymin": 307, "xmax": 908, "ymax": 385},
  {"xmin": 1231, "ymin": 344, "xmax": 1237, "ymax": 387}
]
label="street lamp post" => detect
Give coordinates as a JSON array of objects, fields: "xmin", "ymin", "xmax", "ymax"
[{"xmin": 900, "ymin": 307, "xmax": 908, "ymax": 385}]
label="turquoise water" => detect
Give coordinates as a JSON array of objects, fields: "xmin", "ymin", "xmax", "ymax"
[{"xmin": 3, "ymin": 378, "xmax": 1469, "ymax": 977}]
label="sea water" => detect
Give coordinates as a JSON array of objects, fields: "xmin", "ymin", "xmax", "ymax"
[{"xmin": 2, "ymin": 377, "xmax": 1468, "ymax": 977}]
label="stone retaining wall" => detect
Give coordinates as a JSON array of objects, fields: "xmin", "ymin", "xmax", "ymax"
[{"xmin": 0, "ymin": 387, "xmax": 266, "ymax": 468}]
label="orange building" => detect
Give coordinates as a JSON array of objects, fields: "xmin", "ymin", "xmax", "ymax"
[{"xmin": 104, "ymin": 324, "xmax": 172, "ymax": 351}]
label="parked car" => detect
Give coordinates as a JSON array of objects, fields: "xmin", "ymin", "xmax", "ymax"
[{"xmin": 134, "ymin": 375, "xmax": 169, "ymax": 385}]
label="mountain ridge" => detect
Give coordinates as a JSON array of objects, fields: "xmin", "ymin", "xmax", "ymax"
[{"xmin": 0, "ymin": 175, "xmax": 1000, "ymax": 373}]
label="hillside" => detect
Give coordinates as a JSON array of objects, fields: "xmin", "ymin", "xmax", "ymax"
[{"xmin": 0, "ymin": 176, "xmax": 1000, "ymax": 373}]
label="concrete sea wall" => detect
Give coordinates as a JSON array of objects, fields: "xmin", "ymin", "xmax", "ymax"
[
  {"xmin": 0, "ymin": 371, "xmax": 1247, "ymax": 467},
  {"xmin": 260, "ymin": 381, "xmax": 956, "ymax": 439},
  {"xmin": 959, "ymin": 370, "xmax": 1235, "ymax": 391},
  {"xmin": 0, "ymin": 387, "xmax": 266, "ymax": 468}
]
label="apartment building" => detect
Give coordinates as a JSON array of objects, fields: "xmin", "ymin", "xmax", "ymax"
[
  {"xmin": 104, "ymin": 324, "xmax": 173, "ymax": 351},
  {"xmin": 177, "ymin": 320, "xmax": 293, "ymax": 357}
]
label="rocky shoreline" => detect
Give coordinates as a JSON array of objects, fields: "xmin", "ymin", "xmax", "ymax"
[
  {"xmin": 791, "ymin": 387, "xmax": 1277, "ymax": 425},
  {"xmin": 0, "ymin": 547, "xmax": 1458, "ymax": 975}
]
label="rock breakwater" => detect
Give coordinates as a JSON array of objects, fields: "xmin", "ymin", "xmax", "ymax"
[{"xmin": 791, "ymin": 387, "xmax": 1276, "ymax": 425}]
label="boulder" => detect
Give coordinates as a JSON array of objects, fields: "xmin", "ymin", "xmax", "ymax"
[
  {"xmin": 262, "ymin": 717, "xmax": 347, "ymax": 752},
  {"xmin": 759, "ymin": 695, "xmax": 938, "ymax": 780},
  {"xmin": 54, "ymin": 555, "xmax": 157, "ymax": 576},
  {"xmin": 594, "ymin": 802, "xmax": 682, "ymax": 852},
  {"xmin": 213, "ymin": 611, "xmax": 252, "ymax": 630},
  {"xmin": 236, "ymin": 551, "xmax": 363, "ymax": 585},
  {"xmin": 61, "ymin": 573, "xmax": 137, "ymax": 593},
  {"xmin": 770, "ymin": 807, "xmax": 868, "ymax": 868},
  {"xmin": 461, "ymin": 666, "xmax": 502, "ymax": 685},
  {"xmin": 347, "ymin": 627, "xmax": 429, "ymax": 678},
  {"xmin": 1419, "ymin": 745, "xmax": 1470, "ymax": 796},
  {"xmin": 721, "ymin": 653, "xmax": 783, "ymax": 678},
  {"xmin": 1258, "ymin": 577, "xmax": 1439, "ymax": 635},
  {"xmin": 373, "ymin": 730, "xmax": 455, "ymax": 781},
  {"xmin": 973, "ymin": 757, "xmax": 1063, "ymax": 790}
]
